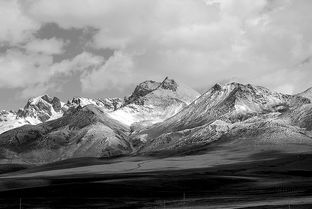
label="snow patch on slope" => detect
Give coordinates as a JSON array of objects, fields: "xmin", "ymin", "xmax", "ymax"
[{"xmin": 109, "ymin": 103, "xmax": 184, "ymax": 126}]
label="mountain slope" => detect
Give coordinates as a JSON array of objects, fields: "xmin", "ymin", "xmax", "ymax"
[
  {"xmin": 109, "ymin": 77, "xmax": 200, "ymax": 129},
  {"xmin": 0, "ymin": 105, "xmax": 131, "ymax": 164},
  {"xmin": 297, "ymin": 87, "xmax": 312, "ymax": 101},
  {"xmin": 290, "ymin": 103, "xmax": 312, "ymax": 131},
  {"xmin": 132, "ymin": 82, "xmax": 311, "ymax": 153}
]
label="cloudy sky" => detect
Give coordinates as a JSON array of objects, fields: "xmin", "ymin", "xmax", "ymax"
[{"xmin": 0, "ymin": 0, "xmax": 312, "ymax": 110}]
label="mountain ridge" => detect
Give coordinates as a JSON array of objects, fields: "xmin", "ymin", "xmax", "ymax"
[
  {"xmin": 0, "ymin": 79, "xmax": 312, "ymax": 164},
  {"xmin": 131, "ymin": 82, "xmax": 311, "ymax": 154},
  {"xmin": 297, "ymin": 87, "xmax": 312, "ymax": 101}
]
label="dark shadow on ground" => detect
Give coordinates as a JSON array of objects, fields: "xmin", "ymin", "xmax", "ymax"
[{"xmin": 1, "ymin": 151, "xmax": 312, "ymax": 208}]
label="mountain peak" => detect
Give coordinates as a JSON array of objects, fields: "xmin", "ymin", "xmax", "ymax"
[
  {"xmin": 124, "ymin": 77, "xmax": 176, "ymax": 105},
  {"xmin": 223, "ymin": 82, "xmax": 255, "ymax": 91},
  {"xmin": 159, "ymin": 77, "xmax": 178, "ymax": 91},
  {"xmin": 109, "ymin": 77, "xmax": 200, "ymax": 127},
  {"xmin": 26, "ymin": 94, "xmax": 51, "ymax": 106},
  {"xmin": 211, "ymin": 83, "xmax": 222, "ymax": 91},
  {"xmin": 298, "ymin": 87, "xmax": 312, "ymax": 101},
  {"xmin": 132, "ymin": 80, "xmax": 159, "ymax": 97},
  {"xmin": 133, "ymin": 77, "xmax": 178, "ymax": 93},
  {"xmin": 123, "ymin": 77, "xmax": 200, "ymax": 106},
  {"xmin": 17, "ymin": 94, "xmax": 64, "ymax": 123}
]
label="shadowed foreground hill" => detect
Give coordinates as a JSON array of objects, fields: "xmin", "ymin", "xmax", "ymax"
[{"xmin": 0, "ymin": 105, "xmax": 132, "ymax": 164}]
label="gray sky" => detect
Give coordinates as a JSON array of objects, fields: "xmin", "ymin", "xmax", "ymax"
[{"xmin": 0, "ymin": 0, "xmax": 312, "ymax": 110}]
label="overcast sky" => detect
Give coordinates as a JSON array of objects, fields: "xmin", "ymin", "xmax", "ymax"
[{"xmin": 0, "ymin": 0, "xmax": 312, "ymax": 110}]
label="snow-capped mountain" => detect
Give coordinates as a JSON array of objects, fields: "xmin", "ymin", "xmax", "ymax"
[
  {"xmin": 18, "ymin": 95, "xmax": 64, "ymax": 122},
  {"xmin": 1, "ymin": 79, "xmax": 312, "ymax": 164},
  {"xmin": 108, "ymin": 77, "xmax": 200, "ymax": 129},
  {"xmin": 0, "ymin": 78, "xmax": 199, "ymax": 136},
  {"xmin": 0, "ymin": 95, "xmax": 124, "ymax": 135},
  {"xmin": 136, "ymin": 82, "xmax": 304, "ymax": 135},
  {"xmin": 0, "ymin": 78, "xmax": 200, "ymax": 163},
  {"xmin": 0, "ymin": 95, "xmax": 65, "ymax": 134},
  {"xmin": 132, "ymin": 82, "xmax": 311, "ymax": 153}
]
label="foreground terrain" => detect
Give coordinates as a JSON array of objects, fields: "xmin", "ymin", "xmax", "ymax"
[{"xmin": 0, "ymin": 138, "xmax": 312, "ymax": 208}]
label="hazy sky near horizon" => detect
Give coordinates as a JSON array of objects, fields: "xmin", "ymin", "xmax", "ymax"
[{"xmin": 0, "ymin": 0, "xmax": 312, "ymax": 110}]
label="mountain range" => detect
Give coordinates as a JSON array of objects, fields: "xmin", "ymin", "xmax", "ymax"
[{"xmin": 0, "ymin": 77, "xmax": 312, "ymax": 164}]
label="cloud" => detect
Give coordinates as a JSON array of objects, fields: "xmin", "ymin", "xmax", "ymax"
[
  {"xmin": 80, "ymin": 52, "xmax": 134, "ymax": 93},
  {"xmin": 49, "ymin": 51, "xmax": 104, "ymax": 76},
  {"xmin": 21, "ymin": 0, "xmax": 312, "ymax": 94},
  {"xmin": 23, "ymin": 38, "xmax": 65, "ymax": 54},
  {"xmin": 0, "ymin": 49, "xmax": 53, "ymax": 89},
  {"xmin": 0, "ymin": 0, "xmax": 39, "ymax": 44},
  {"xmin": 0, "ymin": 49, "xmax": 104, "ymax": 98},
  {"xmin": 1, "ymin": 0, "xmax": 312, "ymax": 98}
]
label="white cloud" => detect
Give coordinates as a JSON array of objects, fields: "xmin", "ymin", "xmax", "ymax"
[
  {"xmin": 1, "ymin": 0, "xmax": 312, "ymax": 97},
  {"xmin": 24, "ymin": 38, "xmax": 65, "ymax": 55},
  {"xmin": 22, "ymin": 0, "xmax": 312, "ymax": 94},
  {"xmin": 212, "ymin": 0, "xmax": 268, "ymax": 18},
  {"xmin": 0, "ymin": 0, "xmax": 39, "ymax": 44},
  {"xmin": 0, "ymin": 49, "xmax": 53, "ymax": 89},
  {"xmin": 49, "ymin": 52, "xmax": 104, "ymax": 76},
  {"xmin": 80, "ymin": 52, "xmax": 134, "ymax": 93},
  {"xmin": 0, "ymin": 49, "xmax": 104, "ymax": 98}
]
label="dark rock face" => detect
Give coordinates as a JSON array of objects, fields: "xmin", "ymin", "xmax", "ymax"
[
  {"xmin": 160, "ymin": 78, "xmax": 178, "ymax": 91},
  {"xmin": 67, "ymin": 97, "xmax": 82, "ymax": 106},
  {"xmin": 124, "ymin": 80, "xmax": 160, "ymax": 105},
  {"xmin": 41, "ymin": 95, "xmax": 53, "ymax": 103},
  {"xmin": 16, "ymin": 108, "xmax": 26, "ymax": 118},
  {"xmin": 52, "ymin": 97, "xmax": 62, "ymax": 112},
  {"xmin": 101, "ymin": 98, "xmax": 123, "ymax": 111},
  {"xmin": 211, "ymin": 83, "xmax": 222, "ymax": 91},
  {"xmin": 124, "ymin": 77, "xmax": 180, "ymax": 106},
  {"xmin": 36, "ymin": 100, "xmax": 52, "ymax": 116}
]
